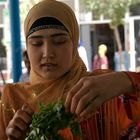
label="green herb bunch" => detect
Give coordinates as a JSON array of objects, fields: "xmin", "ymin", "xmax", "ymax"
[{"xmin": 25, "ymin": 100, "xmax": 82, "ymax": 140}]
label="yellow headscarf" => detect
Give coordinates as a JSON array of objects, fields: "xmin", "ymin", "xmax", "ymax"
[{"xmin": 24, "ymin": 0, "xmax": 88, "ymax": 105}]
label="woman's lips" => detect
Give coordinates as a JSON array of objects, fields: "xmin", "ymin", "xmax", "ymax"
[{"xmin": 41, "ymin": 63, "xmax": 57, "ymax": 70}]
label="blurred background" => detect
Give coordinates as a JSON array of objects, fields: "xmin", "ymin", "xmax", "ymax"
[{"xmin": 0, "ymin": 0, "xmax": 140, "ymax": 89}]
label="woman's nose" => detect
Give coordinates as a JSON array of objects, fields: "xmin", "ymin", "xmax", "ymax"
[{"xmin": 42, "ymin": 41, "xmax": 54, "ymax": 58}]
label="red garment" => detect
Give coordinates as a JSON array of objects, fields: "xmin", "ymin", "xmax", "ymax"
[
  {"xmin": 93, "ymin": 55, "xmax": 108, "ymax": 70},
  {"xmin": 74, "ymin": 72, "xmax": 140, "ymax": 140},
  {"xmin": 124, "ymin": 72, "xmax": 140, "ymax": 122},
  {"xmin": 136, "ymin": 123, "xmax": 140, "ymax": 137}
]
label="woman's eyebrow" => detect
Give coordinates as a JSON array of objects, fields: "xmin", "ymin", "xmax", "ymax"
[
  {"xmin": 51, "ymin": 33, "xmax": 68, "ymax": 37},
  {"xmin": 28, "ymin": 35, "xmax": 43, "ymax": 39},
  {"xmin": 28, "ymin": 33, "xmax": 68, "ymax": 39}
]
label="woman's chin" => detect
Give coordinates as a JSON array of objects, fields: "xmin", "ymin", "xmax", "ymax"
[{"xmin": 41, "ymin": 72, "xmax": 60, "ymax": 80}]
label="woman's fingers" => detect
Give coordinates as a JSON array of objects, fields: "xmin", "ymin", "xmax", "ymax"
[
  {"xmin": 65, "ymin": 77, "xmax": 99, "ymax": 116},
  {"xmin": 22, "ymin": 103, "xmax": 34, "ymax": 116},
  {"xmin": 6, "ymin": 103, "xmax": 34, "ymax": 139},
  {"xmin": 79, "ymin": 96, "xmax": 101, "ymax": 118},
  {"xmin": 6, "ymin": 111, "xmax": 30, "ymax": 139},
  {"xmin": 21, "ymin": 103, "xmax": 34, "ymax": 124},
  {"xmin": 70, "ymin": 86, "xmax": 89, "ymax": 114},
  {"xmin": 6, "ymin": 126, "xmax": 22, "ymax": 139},
  {"xmin": 75, "ymin": 91, "xmax": 98, "ymax": 116},
  {"xmin": 65, "ymin": 79, "xmax": 83, "ymax": 112},
  {"xmin": 12, "ymin": 105, "xmax": 34, "ymax": 125},
  {"xmin": 65, "ymin": 76, "xmax": 107, "ymax": 120},
  {"xmin": 8, "ymin": 113, "xmax": 27, "ymax": 131}
]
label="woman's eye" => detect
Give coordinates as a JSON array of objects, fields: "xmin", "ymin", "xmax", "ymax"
[
  {"xmin": 53, "ymin": 38, "xmax": 67, "ymax": 45},
  {"xmin": 54, "ymin": 41, "xmax": 65, "ymax": 44},
  {"xmin": 31, "ymin": 42, "xmax": 43, "ymax": 47}
]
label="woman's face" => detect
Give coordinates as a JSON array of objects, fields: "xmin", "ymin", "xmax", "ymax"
[{"xmin": 27, "ymin": 28, "xmax": 73, "ymax": 80}]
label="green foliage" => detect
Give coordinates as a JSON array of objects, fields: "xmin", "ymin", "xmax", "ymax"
[
  {"xmin": 81, "ymin": 0, "xmax": 140, "ymax": 28},
  {"xmin": 25, "ymin": 100, "xmax": 82, "ymax": 140}
]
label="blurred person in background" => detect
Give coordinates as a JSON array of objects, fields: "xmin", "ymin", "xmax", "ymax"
[
  {"xmin": 19, "ymin": 50, "xmax": 30, "ymax": 82},
  {"xmin": 0, "ymin": 40, "xmax": 6, "ymax": 58},
  {"xmin": 93, "ymin": 44, "xmax": 109, "ymax": 70},
  {"xmin": 78, "ymin": 41, "xmax": 89, "ymax": 71}
]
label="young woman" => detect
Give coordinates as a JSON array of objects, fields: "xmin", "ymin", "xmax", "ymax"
[{"xmin": 0, "ymin": 0, "xmax": 140, "ymax": 140}]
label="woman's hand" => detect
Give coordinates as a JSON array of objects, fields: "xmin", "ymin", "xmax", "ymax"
[
  {"xmin": 65, "ymin": 72, "xmax": 133, "ymax": 120},
  {"xmin": 6, "ymin": 103, "xmax": 34, "ymax": 140}
]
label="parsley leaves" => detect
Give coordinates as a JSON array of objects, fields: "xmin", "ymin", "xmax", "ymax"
[{"xmin": 25, "ymin": 100, "xmax": 82, "ymax": 140}]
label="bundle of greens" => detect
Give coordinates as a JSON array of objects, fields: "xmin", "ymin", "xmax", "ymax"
[{"xmin": 25, "ymin": 100, "xmax": 82, "ymax": 140}]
